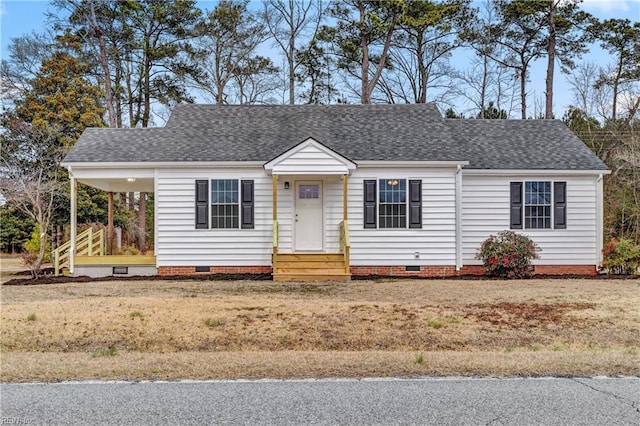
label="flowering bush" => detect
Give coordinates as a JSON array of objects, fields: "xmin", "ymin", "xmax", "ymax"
[
  {"xmin": 602, "ymin": 238, "xmax": 640, "ymax": 275},
  {"xmin": 476, "ymin": 230, "xmax": 540, "ymax": 278}
]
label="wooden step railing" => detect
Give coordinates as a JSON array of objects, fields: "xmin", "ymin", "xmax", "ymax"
[
  {"xmin": 54, "ymin": 227, "xmax": 105, "ymax": 276},
  {"xmin": 272, "ymin": 220, "xmax": 279, "ymax": 271},
  {"xmin": 339, "ymin": 220, "xmax": 350, "ymax": 275}
]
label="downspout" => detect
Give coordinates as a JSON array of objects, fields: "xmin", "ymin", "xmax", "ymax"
[
  {"xmin": 596, "ymin": 174, "xmax": 604, "ymax": 267},
  {"xmin": 455, "ymin": 164, "xmax": 463, "ymax": 271},
  {"xmin": 154, "ymin": 168, "xmax": 159, "ymax": 272}
]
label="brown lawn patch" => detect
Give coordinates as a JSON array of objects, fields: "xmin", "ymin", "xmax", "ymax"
[{"xmin": 1, "ymin": 278, "xmax": 639, "ymax": 381}]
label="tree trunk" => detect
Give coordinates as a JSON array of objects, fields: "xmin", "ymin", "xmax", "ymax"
[
  {"xmin": 480, "ymin": 53, "xmax": 488, "ymax": 119},
  {"xmin": 612, "ymin": 55, "xmax": 623, "ymax": 121},
  {"xmin": 88, "ymin": 0, "xmax": 117, "ymax": 128},
  {"xmin": 33, "ymin": 222, "xmax": 46, "ymax": 279},
  {"xmin": 545, "ymin": 1, "xmax": 556, "ymax": 119},
  {"xmin": 359, "ymin": 3, "xmax": 370, "ymax": 104},
  {"xmin": 520, "ymin": 67, "xmax": 527, "ymax": 119},
  {"xmin": 142, "ymin": 36, "xmax": 151, "ymax": 127},
  {"xmin": 417, "ymin": 32, "xmax": 427, "ymax": 104},
  {"xmin": 288, "ymin": 0, "xmax": 295, "ymax": 105}
]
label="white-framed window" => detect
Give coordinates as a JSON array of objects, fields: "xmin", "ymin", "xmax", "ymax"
[
  {"xmin": 363, "ymin": 179, "xmax": 422, "ymax": 229},
  {"xmin": 195, "ymin": 179, "xmax": 254, "ymax": 230},
  {"xmin": 211, "ymin": 179, "xmax": 239, "ymax": 229},
  {"xmin": 510, "ymin": 180, "xmax": 566, "ymax": 230},
  {"xmin": 379, "ymin": 179, "xmax": 407, "ymax": 228},
  {"xmin": 524, "ymin": 181, "xmax": 551, "ymax": 229}
]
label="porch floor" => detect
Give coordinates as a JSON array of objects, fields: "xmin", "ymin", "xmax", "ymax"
[{"xmin": 273, "ymin": 253, "xmax": 350, "ymax": 282}]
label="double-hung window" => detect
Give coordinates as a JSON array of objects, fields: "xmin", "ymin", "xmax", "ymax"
[
  {"xmin": 211, "ymin": 179, "xmax": 239, "ymax": 229},
  {"xmin": 510, "ymin": 181, "xmax": 566, "ymax": 230},
  {"xmin": 195, "ymin": 179, "xmax": 254, "ymax": 229},
  {"xmin": 363, "ymin": 179, "xmax": 422, "ymax": 229},
  {"xmin": 379, "ymin": 179, "xmax": 407, "ymax": 228}
]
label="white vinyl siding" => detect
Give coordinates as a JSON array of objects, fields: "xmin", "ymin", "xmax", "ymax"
[
  {"xmin": 266, "ymin": 139, "xmax": 355, "ymax": 175},
  {"xmin": 348, "ymin": 168, "xmax": 457, "ymax": 266},
  {"xmin": 462, "ymin": 174, "xmax": 598, "ymax": 265},
  {"xmin": 156, "ymin": 169, "xmax": 272, "ymax": 267},
  {"xmin": 155, "ymin": 166, "xmax": 457, "ymax": 267}
]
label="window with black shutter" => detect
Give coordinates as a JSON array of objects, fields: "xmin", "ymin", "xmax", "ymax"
[
  {"xmin": 408, "ymin": 180, "xmax": 422, "ymax": 228},
  {"xmin": 511, "ymin": 181, "xmax": 567, "ymax": 230},
  {"xmin": 196, "ymin": 179, "xmax": 254, "ymax": 229},
  {"xmin": 510, "ymin": 182, "xmax": 523, "ymax": 229},
  {"xmin": 241, "ymin": 180, "xmax": 254, "ymax": 229},
  {"xmin": 554, "ymin": 181, "xmax": 566, "ymax": 229},
  {"xmin": 363, "ymin": 179, "xmax": 422, "ymax": 229},
  {"xmin": 195, "ymin": 180, "xmax": 209, "ymax": 229},
  {"xmin": 363, "ymin": 180, "xmax": 377, "ymax": 228}
]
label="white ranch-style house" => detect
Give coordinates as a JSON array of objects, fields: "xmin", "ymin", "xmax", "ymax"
[{"xmin": 60, "ymin": 103, "xmax": 610, "ymax": 281}]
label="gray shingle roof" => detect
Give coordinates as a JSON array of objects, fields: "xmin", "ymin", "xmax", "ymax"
[
  {"xmin": 448, "ymin": 119, "xmax": 608, "ymax": 170},
  {"xmin": 63, "ymin": 103, "xmax": 608, "ymax": 171}
]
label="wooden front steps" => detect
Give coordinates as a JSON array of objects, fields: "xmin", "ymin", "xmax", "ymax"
[{"xmin": 273, "ymin": 253, "xmax": 351, "ymax": 282}]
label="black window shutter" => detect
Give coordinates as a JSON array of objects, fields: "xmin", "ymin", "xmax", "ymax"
[
  {"xmin": 554, "ymin": 181, "xmax": 567, "ymax": 229},
  {"xmin": 363, "ymin": 180, "xmax": 377, "ymax": 228},
  {"xmin": 195, "ymin": 180, "xmax": 209, "ymax": 229},
  {"xmin": 510, "ymin": 182, "xmax": 523, "ymax": 229},
  {"xmin": 408, "ymin": 179, "xmax": 422, "ymax": 229},
  {"xmin": 241, "ymin": 180, "xmax": 254, "ymax": 229}
]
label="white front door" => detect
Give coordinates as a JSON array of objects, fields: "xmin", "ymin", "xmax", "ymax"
[{"xmin": 295, "ymin": 181, "xmax": 323, "ymax": 251}]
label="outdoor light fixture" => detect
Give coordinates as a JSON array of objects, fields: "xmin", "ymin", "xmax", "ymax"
[{"xmin": 284, "ymin": 181, "xmax": 290, "ymax": 189}]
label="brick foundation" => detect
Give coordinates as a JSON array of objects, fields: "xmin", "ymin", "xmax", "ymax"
[
  {"xmin": 158, "ymin": 264, "xmax": 598, "ymax": 277},
  {"xmin": 459, "ymin": 264, "xmax": 598, "ymax": 276},
  {"xmin": 530, "ymin": 264, "xmax": 598, "ymax": 276},
  {"xmin": 350, "ymin": 266, "xmax": 458, "ymax": 278},
  {"xmin": 158, "ymin": 266, "xmax": 272, "ymax": 276}
]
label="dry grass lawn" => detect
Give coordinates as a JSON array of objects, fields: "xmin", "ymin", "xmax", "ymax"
[{"xmin": 1, "ymin": 277, "xmax": 638, "ymax": 382}]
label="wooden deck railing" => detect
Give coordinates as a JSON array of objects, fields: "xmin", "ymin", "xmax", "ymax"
[
  {"xmin": 54, "ymin": 227, "xmax": 104, "ymax": 276},
  {"xmin": 339, "ymin": 220, "xmax": 350, "ymax": 274},
  {"xmin": 272, "ymin": 220, "xmax": 279, "ymax": 271}
]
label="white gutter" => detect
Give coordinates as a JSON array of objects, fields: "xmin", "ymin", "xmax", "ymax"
[
  {"xmin": 61, "ymin": 161, "xmax": 266, "ymax": 169},
  {"xmin": 356, "ymin": 161, "xmax": 469, "ymax": 168},
  {"xmin": 596, "ymin": 174, "xmax": 604, "ymax": 266},
  {"xmin": 154, "ymin": 168, "xmax": 159, "ymax": 259},
  {"xmin": 462, "ymin": 169, "xmax": 611, "ymax": 176}
]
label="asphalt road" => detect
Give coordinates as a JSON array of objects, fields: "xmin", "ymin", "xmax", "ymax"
[{"xmin": 1, "ymin": 377, "xmax": 638, "ymax": 425}]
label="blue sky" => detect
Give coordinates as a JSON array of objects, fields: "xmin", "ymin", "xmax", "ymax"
[{"xmin": 1, "ymin": 0, "xmax": 638, "ymax": 117}]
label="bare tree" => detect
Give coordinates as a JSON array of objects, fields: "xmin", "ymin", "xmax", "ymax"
[
  {"xmin": 263, "ymin": 0, "xmax": 327, "ymax": 104},
  {"xmin": 0, "ymin": 125, "xmax": 63, "ymax": 277},
  {"xmin": 188, "ymin": 0, "xmax": 271, "ymax": 104}
]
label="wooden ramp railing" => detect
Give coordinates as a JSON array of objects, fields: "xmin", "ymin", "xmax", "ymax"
[{"xmin": 54, "ymin": 227, "xmax": 104, "ymax": 276}]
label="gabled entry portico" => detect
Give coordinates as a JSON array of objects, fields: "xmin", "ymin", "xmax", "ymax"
[{"xmin": 264, "ymin": 138, "xmax": 356, "ymax": 281}]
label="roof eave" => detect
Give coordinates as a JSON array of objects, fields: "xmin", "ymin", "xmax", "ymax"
[
  {"xmin": 62, "ymin": 161, "xmax": 266, "ymax": 169},
  {"xmin": 462, "ymin": 168, "xmax": 611, "ymax": 175}
]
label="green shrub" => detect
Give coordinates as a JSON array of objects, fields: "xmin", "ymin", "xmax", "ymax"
[
  {"xmin": 602, "ymin": 238, "xmax": 640, "ymax": 275},
  {"xmin": 476, "ymin": 230, "xmax": 540, "ymax": 278},
  {"xmin": 23, "ymin": 229, "xmax": 51, "ymax": 262}
]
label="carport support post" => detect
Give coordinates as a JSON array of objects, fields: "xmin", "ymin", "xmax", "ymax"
[
  {"xmin": 70, "ymin": 175, "xmax": 77, "ymax": 275},
  {"xmin": 342, "ymin": 174, "xmax": 348, "ymax": 221},
  {"xmin": 272, "ymin": 174, "xmax": 277, "ymax": 222},
  {"xmin": 107, "ymin": 192, "xmax": 114, "ymax": 255}
]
